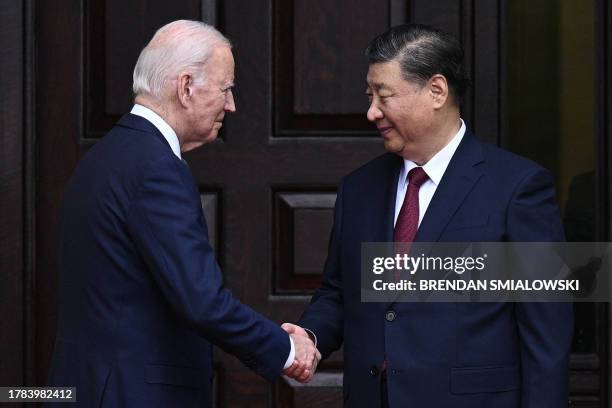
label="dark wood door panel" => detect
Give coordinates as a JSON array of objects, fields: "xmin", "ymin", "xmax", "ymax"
[
  {"xmin": 36, "ymin": 0, "xmax": 85, "ymax": 386},
  {"xmin": 275, "ymin": 374, "xmax": 343, "ymax": 407},
  {"xmin": 0, "ymin": 0, "xmax": 26, "ymax": 388}
]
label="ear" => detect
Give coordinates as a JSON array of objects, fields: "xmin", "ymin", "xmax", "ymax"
[
  {"xmin": 428, "ymin": 74, "xmax": 449, "ymax": 109},
  {"xmin": 177, "ymin": 71, "xmax": 195, "ymax": 108}
]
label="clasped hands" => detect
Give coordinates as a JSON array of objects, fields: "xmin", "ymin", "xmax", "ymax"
[{"xmin": 281, "ymin": 323, "xmax": 321, "ymax": 383}]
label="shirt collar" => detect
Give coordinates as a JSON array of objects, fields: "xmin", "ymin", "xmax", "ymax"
[
  {"xmin": 399, "ymin": 118, "xmax": 466, "ymax": 188},
  {"xmin": 130, "ymin": 104, "xmax": 182, "ymax": 159}
]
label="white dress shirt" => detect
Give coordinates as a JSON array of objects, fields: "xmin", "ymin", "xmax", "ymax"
[
  {"xmin": 394, "ymin": 119, "xmax": 466, "ymax": 227},
  {"xmin": 129, "ymin": 104, "xmax": 297, "ymax": 369},
  {"xmin": 130, "ymin": 104, "xmax": 182, "ymax": 160}
]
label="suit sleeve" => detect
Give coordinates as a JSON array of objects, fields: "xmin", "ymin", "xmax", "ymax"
[
  {"xmin": 297, "ymin": 181, "xmax": 345, "ymax": 359},
  {"xmin": 125, "ymin": 155, "xmax": 289, "ymax": 381},
  {"xmin": 506, "ymin": 168, "xmax": 573, "ymax": 408}
]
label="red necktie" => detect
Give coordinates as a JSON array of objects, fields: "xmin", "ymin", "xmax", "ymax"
[{"xmin": 394, "ymin": 167, "xmax": 429, "ymax": 243}]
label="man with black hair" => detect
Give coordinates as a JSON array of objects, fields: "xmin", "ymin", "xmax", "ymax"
[{"xmin": 283, "ymin": 24, "xmax": 572, "ymax": 407}]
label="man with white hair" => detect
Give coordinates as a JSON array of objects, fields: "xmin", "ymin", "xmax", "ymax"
[{"xmin": 46, "ymin": 20, "xmax": 318, "ymax": 407}]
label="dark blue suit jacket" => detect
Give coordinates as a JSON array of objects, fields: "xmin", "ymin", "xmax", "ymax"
[
  {"xmin": 47, "ymin": 114, "xmax": 289, "ymax": 407},
  {"xmin": 299, "ymin": 131, "xmax": 573, "ymax": 408}
]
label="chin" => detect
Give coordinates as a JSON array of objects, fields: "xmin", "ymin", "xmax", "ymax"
[
  {"xmin": 205, "ymin": 131, "xmax": 219, "ymax": 142},
  {"xmin": 198, "ymin": 129, "xmax": 219, "ymax": 144}
]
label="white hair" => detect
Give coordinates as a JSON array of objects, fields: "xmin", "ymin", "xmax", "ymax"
[{"xmin": 132, "ymin": 20, "xmax": 231, "ymax": 98}]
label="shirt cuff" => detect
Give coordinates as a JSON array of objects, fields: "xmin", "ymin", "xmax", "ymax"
[
  {"xmin": 303, "ymin": 328, "xmax": 318, "ymax": 348},
  {"xmin": 283, "ymin": 335, "xmax": 295, "ymax": 369}
]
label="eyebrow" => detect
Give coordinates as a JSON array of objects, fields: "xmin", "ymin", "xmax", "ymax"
[{"xmin": 365, "ymin": 81, "xmax": 389, "ymax": 91}]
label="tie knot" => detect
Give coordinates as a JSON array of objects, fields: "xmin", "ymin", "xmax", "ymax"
[{"xmin": 408, "ymin": 167, "xmax": 428, "ymax": 187}]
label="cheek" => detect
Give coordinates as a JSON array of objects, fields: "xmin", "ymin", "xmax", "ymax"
[
  {"xmin": 385, "ymin": 102, "xmax": 409, "ymax": 122},
  {"xmin": 196, "ymin": 104, "xmax": 217, "ymax": 124},
  {"xmin": 204, "ymin": 100, "xmax": 225, "ymax": 119},
  {"xmin": 196, "ymin": 94, "xmax": 217, "ymax": 113},
  {"xmin": 401, "ymin": 104, "xmax": 428, "ymax": 125},
  {"xmin": 387, "ymin": 108, "xmax": 410, "ymax": 128}
]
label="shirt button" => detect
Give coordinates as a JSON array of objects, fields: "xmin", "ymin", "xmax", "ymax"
[
  {"xmin": 385, "ymin": 310, "xmax": 396, "ymax": 322},
  {"xmin": 369, "ymin": 366, "xmax": 379, "ymax": 376}
]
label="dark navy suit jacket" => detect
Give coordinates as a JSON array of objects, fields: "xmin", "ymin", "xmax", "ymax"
[
  {"xmin": 299, "ymin": 131, "xmax": 573, "ymax": 407},
  {"xmin": 47, "ymin": 114, "xmax": 289, "ymax": 407}
]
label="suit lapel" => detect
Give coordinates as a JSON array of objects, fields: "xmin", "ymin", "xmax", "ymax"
[
  {"xmin": 415, "ymin": 132, "xmax": 485, "ymax": 243},
  {"xmin": 368, "ymin": 154, "xmax": 403, "ymax": 243},
  {"xmin": 384, "ymin": 156, "xmax": 403, "ymax": 242}
]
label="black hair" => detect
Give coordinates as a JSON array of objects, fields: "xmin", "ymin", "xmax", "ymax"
[{"xmin": 365, "ymin": 24, "xmax": 470, "ymax": 105}]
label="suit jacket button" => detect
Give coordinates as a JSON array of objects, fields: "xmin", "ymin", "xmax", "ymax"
[
  {"xmin": 385, "ymin": 310, "xmax": 396, "ymax": 322},
  {"xmin": 369, "ymin": 366, "xmax": 379, "ymax": 376}
]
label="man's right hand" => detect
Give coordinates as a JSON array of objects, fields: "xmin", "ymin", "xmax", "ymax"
[{"xmin": 281, "ymin": 323, "xmax": 321, "ymax": 383}]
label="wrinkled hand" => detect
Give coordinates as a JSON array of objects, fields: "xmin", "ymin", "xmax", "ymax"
[{"xmin": 281, "ymin": 323, "xmax": 321, "ymax": 383}]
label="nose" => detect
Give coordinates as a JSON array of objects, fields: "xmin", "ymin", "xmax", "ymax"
[
  {"xmin": 225, "ymin": 89, "xmax": 236, "ymax": 113},
  {"xmin": 367, "ymin": 101, "xmax": 382, "ymax": 122}
]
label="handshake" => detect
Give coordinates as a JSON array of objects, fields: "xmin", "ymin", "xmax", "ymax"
[{"xmin": 281, "ymin": 323, "xmax": 321, "ymax": 383}]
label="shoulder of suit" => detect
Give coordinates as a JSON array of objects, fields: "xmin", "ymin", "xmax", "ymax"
[
  {"xmin": 477, "ymin": 138, "xmax": 550, "ymax": 178},
  {"xmin": 341, "ymin": 153, "xmax": 400, "ymax": 185},
  {"xmin": 107, "ymin": 122, "xmax": 170, "ymax": 150},
  {"xmin": 82, "ymin": 122, "xmax": 182, "ymax": 183},
  {"xmin": 103, "ymin": 123, "xmax": 177, "ymax": 163}
]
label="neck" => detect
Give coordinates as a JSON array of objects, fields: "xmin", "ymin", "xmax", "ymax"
[
  {"xmin": 408, "ymin": 113, "xmax": 461, "ymax": 165},
  {"xmin": 134, "ymin": 95, "xmax": 185, "ymax": 149}
]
